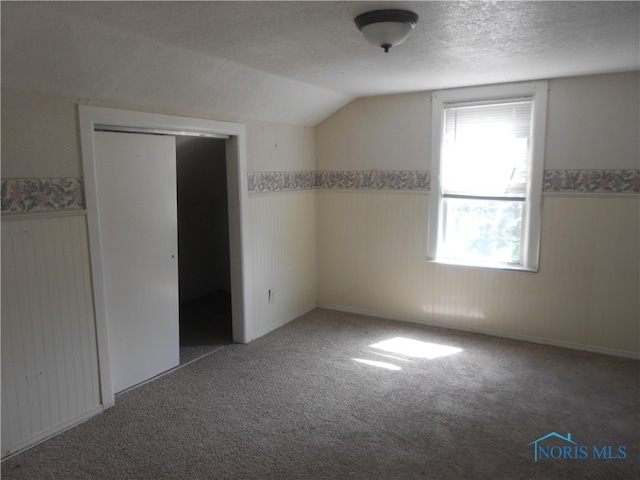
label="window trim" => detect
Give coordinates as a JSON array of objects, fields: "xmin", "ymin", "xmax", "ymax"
[{"xmin": 428, "ymin": 81, "xmax": 548, "ymax": 272}]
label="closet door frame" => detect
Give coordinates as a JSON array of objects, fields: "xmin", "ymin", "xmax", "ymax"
[{"xmin": 79, "ymin": 105, "xmax": 251, "ymax": 408}]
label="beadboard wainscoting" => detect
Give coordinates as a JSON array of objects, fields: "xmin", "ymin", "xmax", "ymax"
[
  {"xmin": 1, "ymin": 212, "xmax": 101, "ymax": 458},
  {"xmin": 246, "ymin": 190, "xmax": 317, "ymax": 339},
  {"xmin": 316, "ymin": 185, "xmax": 640, "ymax": 358},
  {"xmin": 246, "ymin": 168, "xmax": 639, "ymax": 356}
]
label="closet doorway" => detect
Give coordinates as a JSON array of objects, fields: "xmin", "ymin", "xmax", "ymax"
[
  {"xmin": 80, "ymin": 105, "xmax": 250, "ymax": 408},
  {"xmin": 176, "ymin": 137, "xmax": 233, "ymax": 364}
]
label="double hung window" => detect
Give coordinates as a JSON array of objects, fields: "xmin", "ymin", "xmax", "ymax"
[{"xmin": 428, "ymin": 82, "xmax": 548, "ymax": 271}]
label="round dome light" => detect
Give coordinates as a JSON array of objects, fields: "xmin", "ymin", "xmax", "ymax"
[{"xmin": 355, "ymin": 10, "xmax": 419, "ymax": 53}]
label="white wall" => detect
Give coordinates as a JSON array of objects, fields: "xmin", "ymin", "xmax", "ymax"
[
  {"xmin": 315, "ymin": 91, "xmax": 430, "ymax": 171},
  {"xmin": 545, "ymin": 73, "xmax": 639, "ymax": 169},
  {"xmin": 246, "ymin": 121, "xmax": 316, "ymax": 172},
  {"xmin": 244, "ymin": 120, "xmax": 318, "ymax": 339},
  {"xmin": 244, "ymin": 122, "xmax": 317, "ymax": 339},
  {"xmin": 316, "ymin": 71, "xmax": 640, "ymax": 171},
  {"xmin": 1, "ymin": 90, "xmax": 82, "ymax": 178},
  {"xmin": 315, "ymin": 71, "xmax": 640, "ymax": 357},
  {"xmin": 1, "ymin": 88, "xmax": 318, "ymax": 456}
]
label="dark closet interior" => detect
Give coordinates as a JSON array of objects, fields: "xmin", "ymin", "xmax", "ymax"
[{"xmin": 176, "ymin": 136, "xmax": 233, "ymax": 364}]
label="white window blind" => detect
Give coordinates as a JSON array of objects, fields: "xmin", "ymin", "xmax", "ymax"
[{"xmin": 442, "ymin": 101, "xmax": 532, "ymax": 198}]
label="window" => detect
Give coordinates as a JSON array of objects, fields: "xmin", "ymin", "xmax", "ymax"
[{"xmin": 428, "ymin": 82, "xmax": 548, "ymax": 271}]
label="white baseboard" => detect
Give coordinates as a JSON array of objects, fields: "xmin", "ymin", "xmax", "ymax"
[
  {"xmin": 251, "ymin": 303, "xmax": 317, "ymax": 341},
  {"xmin": 2, "ymin": 406, "xmax": 104, "ymax": 461},
  {"xmin": 317, "ymin": 303, "xmax": 640, "ymax": 360}
]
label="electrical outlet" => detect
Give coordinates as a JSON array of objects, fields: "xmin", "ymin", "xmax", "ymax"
[{"xmin": 268, "ymin": 289, "xmax": 275, "ymax": 303}]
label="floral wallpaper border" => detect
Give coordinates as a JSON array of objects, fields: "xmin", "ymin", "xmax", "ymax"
[
  {"xmin": 1, "ymin": 178, "xmax": 85, "ymax": 213},
  {"xmin": 543, "ymin": 169, "xmax": 639, "ymax": 194},
  {"xmin": 249, "ymin": 169, "xmax": 639, "ymax": 194},
  {"xmin": 315, "ymin": 170, "xmax": 430, "ymax": 191},
  {"xmin": 248, "ymin": 170, "xmax": 430, "ymax": 193},
  {"xmin": 247, "ymin": 171, "xmax": 317, "ymax": 193},
  {"xmin": 2, "ymin": 169, "xmax": 638, "ymax": 213}
]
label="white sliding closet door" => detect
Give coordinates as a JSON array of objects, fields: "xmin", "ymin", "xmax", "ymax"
[{"xmin": 94, "ymin": 131, "xmax": 179, "ymax": 393}]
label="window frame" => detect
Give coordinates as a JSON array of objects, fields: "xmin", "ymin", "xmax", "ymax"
[{"xmin": 428, "ymin": 81, "xmax": 548, "ymax": 272}]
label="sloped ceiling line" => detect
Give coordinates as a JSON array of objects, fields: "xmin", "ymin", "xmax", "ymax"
[
  {"xmin": 2, "ymin": 1, "xmax": 639, "ymax": 126},
  {"xmin": 1, "ymin": 2, "xmax": 353, "ymax": 126}
]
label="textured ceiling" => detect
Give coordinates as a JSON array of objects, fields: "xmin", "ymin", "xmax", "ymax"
[{"xmin": 2, "ymin": 1, "xmax": 639, "ymax": 125}]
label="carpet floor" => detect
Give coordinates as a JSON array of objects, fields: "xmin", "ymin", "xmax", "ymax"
[{"xmin": 2, "ymin": 308, "xmax": 638, "ymax": 479}]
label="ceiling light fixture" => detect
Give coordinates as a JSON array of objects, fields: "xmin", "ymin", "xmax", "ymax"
[{"xmin": 354, "ymin": 9, "xmax": 419, "ymax": 53}]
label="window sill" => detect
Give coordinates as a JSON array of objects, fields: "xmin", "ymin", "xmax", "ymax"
[{"xmin": 427, "ymin": 258, "xmax": 538, "ymax": 273}]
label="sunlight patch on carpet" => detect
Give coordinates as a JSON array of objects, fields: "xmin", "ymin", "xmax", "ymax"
[
  {"xmin": 353, "ymin": 358, "xmax": 402, "ymax": 370},
  {"xmin": 370, "ymin": 337, "xmax": 463, "ymax": 359},
  {"xmin": 368, "ymin": 351, "xmax": 414, "ymax": 362}
]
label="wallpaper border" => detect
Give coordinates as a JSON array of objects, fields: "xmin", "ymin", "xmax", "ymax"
[
  {"xmin": 1, "ymin": 178, "xmax": 85, "ymax": 213},
  {"xmin": 248, "ymin": 170, "xmax": 430, "ymax": 193},
  {"xmin": 2, "ymin": 169, "xmax": 638, "ymax": 213},
  {"xmin": 247, "ymin": 171, "xmax": 316, "ymax": 193},
  {"xmin": 543, "ymin": 169, "xmax": 639, "ymax": 194},
  {"xmin": 249, "ymin": 169, "xmax": 639, "ymax": 194}
]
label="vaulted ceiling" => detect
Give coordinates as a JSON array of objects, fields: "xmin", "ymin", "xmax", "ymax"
[{"xmin": 2, "ymin": 1, "xmax": 639, "ymax": 126}]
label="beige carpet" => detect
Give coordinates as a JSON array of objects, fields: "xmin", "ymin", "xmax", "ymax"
[{"xmin": 3, "ymin": 309, "xmax": 638, "ymax": 479}]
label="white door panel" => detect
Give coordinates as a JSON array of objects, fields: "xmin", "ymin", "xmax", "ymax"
[{"xmin": 94, "ymin": 131, "xmax": 179, "ymax": 393}]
